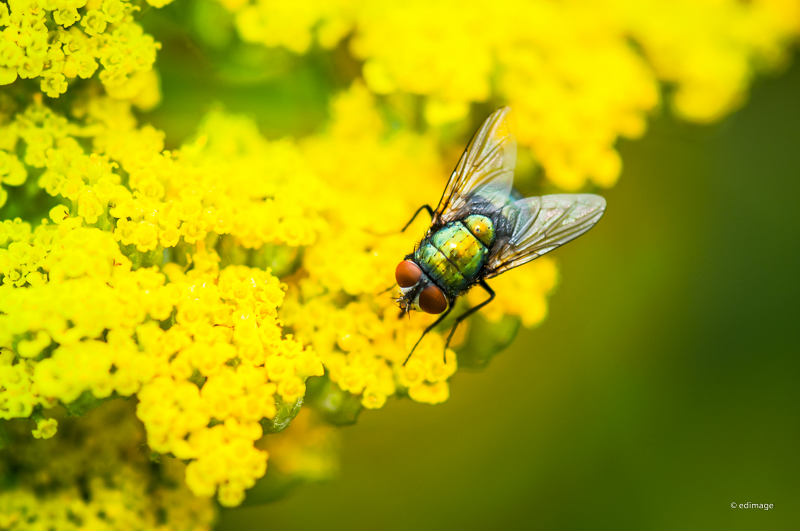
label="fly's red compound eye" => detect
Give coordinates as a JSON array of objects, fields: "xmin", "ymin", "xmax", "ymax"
[
  {"xmin": 419, "ymin": 284, "xmax": 447, "ymax": 314},
  {"xmin": 395, "ymin": 260, "xmax": 422, "ymax": 288}
]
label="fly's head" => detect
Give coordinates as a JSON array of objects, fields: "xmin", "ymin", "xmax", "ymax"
[{"xmin": 394, "ymin": 260, "xmax": 449, "ymax": 316}]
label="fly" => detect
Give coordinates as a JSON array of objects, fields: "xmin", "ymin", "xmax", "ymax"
[{"xmin": 394, "ymin": 107, "xmax": 606, "ymax": 365}]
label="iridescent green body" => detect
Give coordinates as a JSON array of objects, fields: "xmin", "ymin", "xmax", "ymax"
[{"xmin": 414, "ymin": 215, "xmax": 496, "ymax": 294}]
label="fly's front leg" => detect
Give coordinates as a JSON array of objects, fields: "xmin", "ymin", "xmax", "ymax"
[
  {"xmin": 443, "ymin": 280, "xmax": 495, "ymax": 361},
  {"xmin": 377, "ymin": 283, "xmax": 397, "ymax": 295},
  {"xmin": 400, "ymin": 205, "xmax": 434, "ymax": 233},
  {"xmin": 403, "ymin": 304, "xmax": 453, "ymax": 366},
  {"xmin": 368, "ymin": 205, "xmax": 434, "ymax": 236}
]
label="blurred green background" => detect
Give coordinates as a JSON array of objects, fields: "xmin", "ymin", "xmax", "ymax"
[{"xmin": 192, "ymin": 53, "xmax": 800, "ymax": 530}]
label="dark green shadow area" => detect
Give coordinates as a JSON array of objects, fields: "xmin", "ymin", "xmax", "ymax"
[
  {"xmin": 139, "ymin": 1, "xmax": 340, "ymax": 146},
  {"xmin": 218, "ymin": 60, "xmax": 800, "ymax": 530}
]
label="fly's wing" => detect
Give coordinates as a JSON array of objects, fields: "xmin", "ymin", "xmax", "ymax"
[
  {"xmin": 485, "ymin": 194, "xmax": 606, "ymax": 277},
  {"xmin": 432, "ymin": 107, "xmax": 516, "ymax": 226}
]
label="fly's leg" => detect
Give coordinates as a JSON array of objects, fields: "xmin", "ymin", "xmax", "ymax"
[
  {"xmin": 442, "ymin": 280, "xmax": 495, "ymax": 362},
  {"xmin": 399, "ymin": 205, "xmax": 434, "ymax": 233},
  {"xmin": 367, "ymin": 205, "xmax": 434, "ymax": 236},
  {"xmin": 377, "ymin": 283, "xmax": 397, "ymax": 295},
  {"xmin": 375, "ymin": 205, "xmax": 434, "ymax": 291},
  {"xmin": 403, "ymin": 304, "xmax": 453, "ymax": 366}
]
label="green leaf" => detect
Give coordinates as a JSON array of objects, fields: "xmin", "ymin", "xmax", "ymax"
[
  {"xmin": 260, "ymin": 395, "xmax": 303, "ymax": 433},
  {"xmin": 456, "ymin": 314, "xmax": 521, "ymax": 371},
  {"xmin": 239, "ymin": 467, "xmax": 305, "ymax": 506},
  {"xmin": 61, "ymin": 391, "xmax": 111, "ymax": 417},
  {"xmin": 120, "ymin": 243, "xmax": 165, "ymax": 270},
  {"xmin": 249, "ymin": 244, "xmax": 303, "ymax": 278},
  {"xmin": 304, "ymin": 375, "xmax": 363, "ymax": 426}
]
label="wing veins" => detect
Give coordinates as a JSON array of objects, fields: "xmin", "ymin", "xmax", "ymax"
[
  {"xmin": 512, "ymin": 198, "xmax": 543, "ymax": 246},
  {"xmin": 529, "ymin": 204, "xmax": 579, "ymax": 244},
  {"xmin": 487, "ymin": 195, "xmax": 605, "ymax": 277},
  {"xmin": 470, "ymin": 134, "xmax": 508, "ymax": 174},
  {"xmin": 432, "ymin": 107, "xmax": 515, "ymax": 224}
]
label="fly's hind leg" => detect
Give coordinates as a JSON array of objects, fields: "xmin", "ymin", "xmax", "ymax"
[{"xmin": 442, "ymin": 280, "xmax": 496, "ymax": 362}]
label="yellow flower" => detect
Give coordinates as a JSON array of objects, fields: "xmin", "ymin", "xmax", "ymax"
[
  {"xmin": 277, "ymin": 375, "xmax": 305, "ymax": 403},
  {"xmin": 408, "ymin": 381, "xmax": 450, "ymax": 405},
  {"xmin": 53, "ymin": 7, "xmax": 80, "ymax": 27},
  {"xmin": 81, "ymin": 9, "xmax": 108, "ymax": 34},
  {"xmin": 40, "ymin": 74, "xmax": 68, "ymax": 98},
  {"xmin": 0, "ymin": 0, "xmax": 163, "ymax": 97},
  {"xmin": 77, "ymin": 190, "xmax": 105, "ymax": 223},
  {"xmin": 0, "ymin": 151, "xmax": 26, "ymax": 186},
  {"xmin": 31, "ymin": 417, "xmax": 57, "ymax": 439}
]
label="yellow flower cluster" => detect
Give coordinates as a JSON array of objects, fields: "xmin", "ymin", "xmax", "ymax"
[
  {"xmin": 0, "ymin": 0, "xmax": 164, "ymax": 101},
  {"xmin": 0, "ymin": 81, "xmax": 558, "ymax": 507},
  {"xmin": 0, "ymin": 214, "xmax": 324, "ymax": 505},
  {"xmin": 0, "ymin": 96, "xmax": 332, "ymax": 506},
  {"xmin": 218, "ymin": 0, "xmax": 800, "ymax": 189},
  {"xmin": 0, "ymin": 401, "xmax": 216, "ymax": 531}
]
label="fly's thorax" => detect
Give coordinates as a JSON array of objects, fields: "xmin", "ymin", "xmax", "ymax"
[
  {"xmin": 416, "ymin": 240, "xmax": 466, "ymax": 292},
  {"xmin": 463, "ymin": 214, "xmax": 495, "ymax": 247},
  {"xmin": 417, "ymin": 221, "xmax": 490, "ymax": 293}
]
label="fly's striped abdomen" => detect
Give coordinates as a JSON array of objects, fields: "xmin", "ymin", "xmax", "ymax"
[{"xmin": 415, "ymin": 219, "xmax": 493, "ymax": 293}]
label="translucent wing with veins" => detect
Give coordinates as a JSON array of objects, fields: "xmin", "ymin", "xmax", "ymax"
[
  {"xmin": 432, "ymin": 107, "xmax": 516, "ymax": 227},
  {"xmin": 485, "ymin": 194, "xmax": 606, "ymax": 277}
]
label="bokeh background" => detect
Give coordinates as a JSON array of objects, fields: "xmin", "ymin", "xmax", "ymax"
[{"xmin": 213, "ymin": 48, "xmax": 800, "ymax": 531}]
